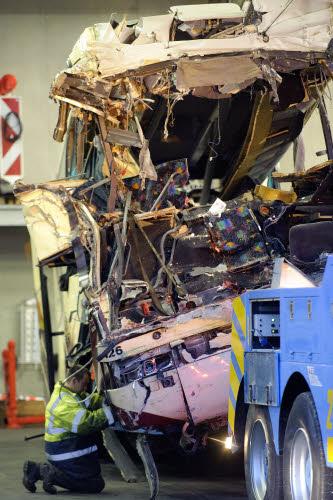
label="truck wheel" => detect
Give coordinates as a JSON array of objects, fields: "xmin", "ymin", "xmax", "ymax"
[
  {"xmin": 244, "ymin": 405, "xmax": 282, "ymax": 500},
  {"xmin": 283, "ymin": 392, "xmax": 333, "ymax": 500}
]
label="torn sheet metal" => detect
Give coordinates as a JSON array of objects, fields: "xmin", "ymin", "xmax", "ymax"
[
  {"xmin": 99, "ymin": 299, "xmax": 232, "ymax": 429},
  {"xmin": 49, "ymin": 3, "xmax": 332, "ymax": 199},
  {"xmin": 103, "ymin": 301, "xmax": 232, "ymax": 361},
  {"xmin": 16, "ymin": 0, "xmax": 333, "ymax": 456},
  {"xmin": 106, "ymin": 127, "xmax": 142, "ymax": 148},
  {"xmin": 67, "ymin": 23, "xmax": 120, "ymax": 70},
  {"xmin": 176, "ymin": 55, "xmax": 262, "ymax": 92},
  {"xmin": 273, "ymin": 160, "xmax": 333, "ymax": 198},
  {"xmin": 107, "ymin": 368, "xmax": 189, "ymax": 426},
  {"xmin": 255, "ymin": 0, "xmax": 332, "ymax": 39},
  {"xmin": 170, "ymin": 4, "xmax": 244, "ymax": 22},
  {"xmin": 89, "ymin": 34, "xmax": 330, "ymax": 80},
  {"xmin": 83, "ymin": 0, "xmax": 331, "ymax": 80},
  {"xmin": 16, "ymin": 188, "xmax": 73, "ymax": 262},
  {"xmin": 135, "ymin": 14, "xmax": 174, "ymax": 44},
  {"xmin": 177, "ymin": 349, "xmax": 230, "ymax": 425}
]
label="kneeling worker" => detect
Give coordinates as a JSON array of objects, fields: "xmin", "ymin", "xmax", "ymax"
[{"xmin": 23, "ymin": 364, "xmax": 114, "ymax": 494}]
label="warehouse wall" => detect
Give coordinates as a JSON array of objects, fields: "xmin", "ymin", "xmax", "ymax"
[{"xmin": 0, "ymin": 227, "xmax": 44, "ymax": 396}]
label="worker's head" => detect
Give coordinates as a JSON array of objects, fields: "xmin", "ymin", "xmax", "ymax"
[{"xmin": 65, "ymin": 364, "xmax": 91, "ymax": 393}]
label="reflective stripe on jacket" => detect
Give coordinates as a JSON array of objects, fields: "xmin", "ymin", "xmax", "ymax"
[{"xmin": 44, "ymin": 382, "xmax": 114, "ymax": 478}]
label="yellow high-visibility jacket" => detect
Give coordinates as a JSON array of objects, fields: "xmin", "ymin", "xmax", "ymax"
[{"xmin": 44, "ymin": 382, "xmax": 114, "ymax": 478}]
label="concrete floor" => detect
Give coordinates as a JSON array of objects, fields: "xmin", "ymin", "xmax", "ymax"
[{"xmin": 0, "ymin": 427, "xmax": 247, "ymax": 499}]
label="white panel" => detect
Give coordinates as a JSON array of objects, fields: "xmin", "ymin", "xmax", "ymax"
[{"xmin": 170, "ymin": 4, "xmax": 243, "ymax": 21}]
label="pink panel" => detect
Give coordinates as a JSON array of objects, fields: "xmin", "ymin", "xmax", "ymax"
[{"xmin": 177, "ymin": 350, "xmax": 231, "ymax": 424}]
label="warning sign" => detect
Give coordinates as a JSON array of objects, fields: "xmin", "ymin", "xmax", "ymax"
[{"xmin": 0, "ymin": 97, "xmax": 23, "ymax": 184}]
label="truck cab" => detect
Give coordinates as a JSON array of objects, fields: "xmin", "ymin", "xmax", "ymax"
[{"xmin": 229, "ymin": 256, "xmax": 333, "ymax": 500}]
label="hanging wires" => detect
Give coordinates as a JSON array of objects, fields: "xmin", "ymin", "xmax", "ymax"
[
  {"xmin": 61, "ymin": 358, "xmax": 92, "ymax": 385},
  {"xmin": 263, "ymin": 204, "xmax": 289, "ymax": 254},
  {"xmin": 60, "ymin": 357, "xmax": 99, "ymax": 405},
  {"xmin": 163, "ymin": 94, "xmax": 183, "ymax": 140},
  {"xmin": 60, "ymin": 384, "xmax": 98, "ymax": 405},
  {"xmin": 163, "ymin": 69, "xmax": 187, "ymax": 140},
  {"xmin": 207, "ymin": 100, "xmax": 222, "ymax": 160}
]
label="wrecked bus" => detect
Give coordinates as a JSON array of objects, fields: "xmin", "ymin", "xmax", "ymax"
[{"xmin": 15, "ymin": 0, "xmax": 333, "ymax": 461}]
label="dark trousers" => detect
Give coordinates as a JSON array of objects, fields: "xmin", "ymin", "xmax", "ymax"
[{"xmin": 42, "ymin": 462, "xmax": 105, "ymax": 493}]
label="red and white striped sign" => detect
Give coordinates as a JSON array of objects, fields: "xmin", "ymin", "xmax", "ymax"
[{"xmin": 0, "ymin": 97, "xmax": 23, "ymax": 184}]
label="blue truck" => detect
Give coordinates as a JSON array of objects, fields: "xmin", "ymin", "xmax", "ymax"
[{"xmin": 228, "ymin": 257, "xmax": 333, "ymax": 500}]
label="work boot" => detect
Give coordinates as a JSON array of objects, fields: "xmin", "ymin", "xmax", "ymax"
[
  {"xmin": 40, "ymin": 464, "xmax": 57, "ymax": 495},
  {"xmin": 23, "ymin": 461, "xmax": 41, "ymax": 493}
]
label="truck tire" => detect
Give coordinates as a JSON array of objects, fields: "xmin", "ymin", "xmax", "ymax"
[
  {"xmin": 283, "ymin": 391, "xmax": 333, "ymax": 500},
  {"xmin": 244, "ymin": 405, "xmax": 282, "ymax": 500}
]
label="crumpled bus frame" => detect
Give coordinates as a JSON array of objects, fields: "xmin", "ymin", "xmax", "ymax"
[{"xmin": 16, "ymin": 0, "xmax": 333, "ymax": 453}]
